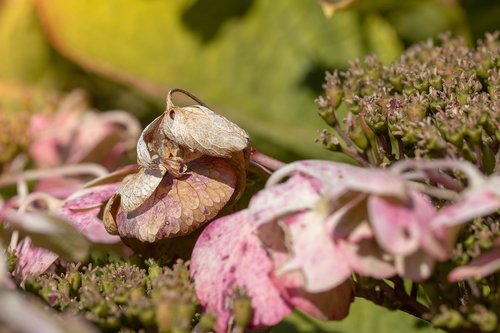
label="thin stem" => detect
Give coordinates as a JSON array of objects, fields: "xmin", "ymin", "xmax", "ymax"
[
  {"xmin": 424, "ymin": 169, "xmax": 464, "ymax": 192},
  {"xmin": 250, "ymin": 148, "xmax": 286, "ymax": 172},
  {"xmin": 407, "ymin": 181, "xmax": 459, "ymax": 201},
  {"xmin": 0, "ymin": 163, "xmax": 107, "ymax": 188},
  {"xmin": 376, "ymin": 280, "xmax": 429, "ymax": 317},
  {"xmin": 334, "ymin": 124, "xmax": 370, "ymax": 167},
  {"xmin": 167, "ymin": 88, "xmax": 210, "ymax": 109}
]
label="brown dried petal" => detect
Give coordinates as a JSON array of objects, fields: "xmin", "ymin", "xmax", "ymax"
[
  {"xmin": 162, "ymin": 105, "xmax": 250, "ymax": 158},
  {"xmin": 114, "ymin": 156, "xmax": 236, "ymax": 242},
  {"xmin": 118, "ymin": 168, "xmax": 165, "ymax": 212}
]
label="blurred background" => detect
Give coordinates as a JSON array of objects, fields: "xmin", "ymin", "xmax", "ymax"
[
  {"xmin": 0, "ymin": 1, "xmax": 499, "ymax": 332},
  {"xmin": 0, "ymin": 0, "xmax": 499, "ymax": 162}
]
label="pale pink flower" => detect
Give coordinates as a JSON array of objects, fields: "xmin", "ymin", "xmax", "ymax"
[
  {"xmin": 249, "ymin": 160, "xmax": 446, "ymax": 291},
  {"xmin": 28, "ymin": 90, "xmax": 140, "ymax": 169},
  {"xmin": 190, "ymin": 209, "xmax": 352, "ymax": 333}
]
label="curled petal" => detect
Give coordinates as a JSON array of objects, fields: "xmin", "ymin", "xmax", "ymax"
[
  {"xmin": 114, "ymin": 157, "xmax": 236, "ymax": 242},
  {"xmin": 277, "ymin": 211, "xmax": 352, "ymax": 292},
  {"xmin": 432, "ymin": 181, "xmax": 500, "ymax": 228},
  {"xmin": 395, "ymin": 249, "xmax": 436, "ymax": 281},
  {"xmin": 118, "ymin": 168, "xmax": 165, "ymax": 212},
  {"xmin": 448, "ymin": 246, "xmax": 500, "ymax": 282},
  {"xmin": 163, "ymin": 105, "xmax": 250, "ymax": 158},
  {"xmin": 338, "ymin": 239, "xmax": 396, "ymax": 279},
  {"xmin": 368, "ymin": 191, "xmax": 436, "ymax": 256},
  {"xmin": 191, "ymin": 210, "xmax": 291, "ymax": 333},
  {"xmin": 249, "ymin": 174, "xmax": 321, "ymax": 227}
]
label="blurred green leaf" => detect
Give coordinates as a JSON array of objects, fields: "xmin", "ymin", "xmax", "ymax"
[
  {"xmin": 363, "ymin": 14, "xmax": 403, "ymax": 64},
  {"xmin": 0, "ymin": 0, "xmax": 51, "ymax": 82},
  {"xmin": 272, "ymin": 298, "xmax": 444, "ymax": 333},
  {"xmin": 35, "ymin": 0, "xmax": 368, "ymax": 160}
]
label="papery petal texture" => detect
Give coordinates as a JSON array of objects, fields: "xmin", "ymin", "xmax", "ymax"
[
  {"xmin": 115, "ymin": 157, "xmax": 236, "ymax": 242},
  {"xmin": 190, "ymin": 210, "xmax": 291, "ymax": 333}
]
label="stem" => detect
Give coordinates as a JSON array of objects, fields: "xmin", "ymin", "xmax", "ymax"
[
  {"xmin": 407, "ymin": 181, "xmax": 459, "ymax": 201},
  {"xmin": 250, "ymin": 149, "xmax": 286, "ymax": 172},
  {"xmin": 0, "ymin": 163, "xmax": 107, "ymax": 188},
  {"xmin": 167, "ymin": 88, "xmax": 210, "ymax": 109},
  {"xmin": 334, "ymin": 124, "xmax": 370, "ymax": 167},
  {"xmin": 376, "ymin": 280, "xmax": 430, "ymax": 318},
  {"xmin": 424, "ymin": 170, "xmax": 464, "ymax": 192}
]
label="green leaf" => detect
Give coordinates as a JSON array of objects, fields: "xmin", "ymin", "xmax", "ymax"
[
  {"xmin": 35, "ymin": 0, "xmax": 367, "ymax": 160},
  {"xmin": 272, "ymin": 298, "xmax": 444, "ymax": 333}
]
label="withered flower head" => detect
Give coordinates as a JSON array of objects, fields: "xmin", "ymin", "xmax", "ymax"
[{"xmin": 104, "ymin": 89, "xmax": 250, "ymax": 244}]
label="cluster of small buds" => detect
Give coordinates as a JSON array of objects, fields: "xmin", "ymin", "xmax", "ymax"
[
  {"xmin": 25, "ymin": 255, "xmax": 205, "ymax": 333},
  {"xmin": 317, "ymin": 33, "xmax": 499, "ymax": 173}
]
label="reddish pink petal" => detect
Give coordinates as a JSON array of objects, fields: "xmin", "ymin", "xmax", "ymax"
[
  {"xmin": 432, "ymin": 186, "xmax": 500, "ymax": 228},
  {"xmin": 14, "ymin": 238, "xmax": 58, "ymax": 284},
  {"xmin": 270, "ymin": 250, "xmax": 353, "ymax": 321},
  {"xmin": 448, "ymin": 247, "xmax": 500, "ymax": 282},
  {"xmin": 58, "ymin": 183, "xmax": 121, "ymax": 243},
  {"xmin": 367, "ymin": 191, "xmax": 436, "ymax": 256},
  {"xmin": 116, "ymin": 157, "xmax": 236, "ymax": 242},
  {"xmin": 249, "ymin": 174, "xmax": 321, "ymax": 227},
  {"xmin": 278, "ymin": 211, "xmax": 352, "ymax": 292},
  {"xmin": 191, "ymin": 210, "xmax": 291, "ymax": 333}
]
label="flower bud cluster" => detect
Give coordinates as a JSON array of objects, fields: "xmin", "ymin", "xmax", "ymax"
[
  {"xmin": 25, "ymin": 256, "xmax": 204, "ymax": 333},
  {"xmin": 317, "ymin": 33, "xmax": 499, "ymax": 173}
]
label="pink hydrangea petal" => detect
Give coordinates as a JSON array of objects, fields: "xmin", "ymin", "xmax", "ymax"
[
  {"xmin": 278, "ymin": 211, "xmax": 352, "ymax": 292},
  {"xmin": 274, "ymin": 272, "xmax": 353, "ymax": 320},
  {"xmin": 14, "ymin": 238, "xmax": 58, "ymax": 284},
  {"xmin": 432, "ymin": 186, "xmax": 500, "ymax": 228},
  {"xmin": 34, "ymin": 177, "xmax": 84, "ymax": 200},
  {"xmin": 249, "ymin": 174, "xmax": 321, "ymax": 227},
  {"xmin": 338, "ymin": 239, "xmax": 396, "ymax": 279},
  {"xmin": 58, "ymin": 183, "xmax": 121, "ymax": 244},
  {"xmin": 268, "ymin": 160, "xmax": 408, "ymax": 201},
  {"xmin": 190, "ymin": 210, "xmax": 291, "ymax": 333},
  {"xmin": 367, "ymin": 191, "xmax": 436, "ymax": 256},
  {"xmin": 266, "ymin": 160, "xmax": 353, "ymax": 188},
  {"xmin": 448, "ymin": 247, "xmax": 500, "ymax": 282},
  {"xmin": 395, "ymin": 249, "xmax": 436, "ymax": 281},
  {"xmin": 270, "ymin": 250, "xmax": 353, "ymax": 321}
]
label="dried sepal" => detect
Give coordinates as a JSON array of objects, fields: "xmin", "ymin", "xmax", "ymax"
[{"xmin": 105, "ymin": 89, "xmax": 250, "ymax": 243}]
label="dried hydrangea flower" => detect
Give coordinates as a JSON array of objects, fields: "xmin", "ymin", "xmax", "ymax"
[{"xmin": 104, "ymin": 89, "xmax": 250, "ymax": 243}]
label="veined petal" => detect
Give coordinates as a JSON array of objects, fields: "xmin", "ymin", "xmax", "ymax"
[{"xmin": 191, "ymin": 210, "xmax": 291, "ymax": 333}]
